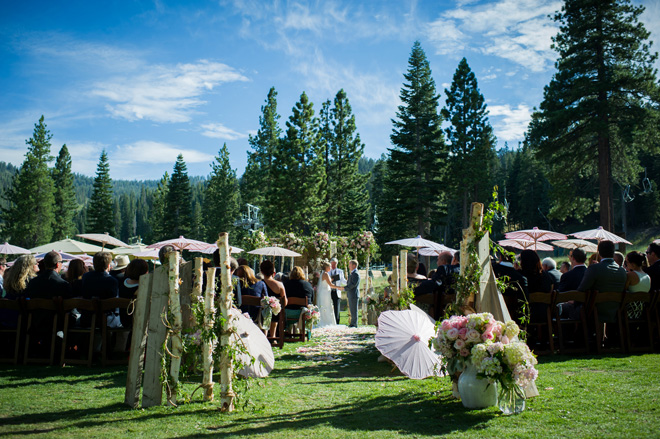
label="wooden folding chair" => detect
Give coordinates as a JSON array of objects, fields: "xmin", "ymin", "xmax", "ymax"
[
  {"xmin": 61, "ymin": 298, "xmax": 98, "ymax": 367},
  {"xmin": 527, "ymin": 291, "xmax": 555, "ymax": 355},
  {"xmin": 23, "ymin": 298, "xmax": 60, "ymax": 365},
  {"xmin": 553, "ymin": 291, "xmax": 590, "ymax": 355},
  {"xmin": 0, "ymin": 298, "xmax": 24, "ymax": 364},
  {"xmin": 622, "ymin": 291, "xmax": 654, "ymax": 353},
  {"xmin": 100, "ymin": 298, "xmax": 132, "ymax": 366},
  {"xmin": 590, "ymin": 292, "xmax": 625, "ymax": 354},
  {"xmin": 240, "ymin": 295, "xmax": 265, "ymax": 332},
  {"xmin": 284, "ymin": 297, "xmax": 308, "ymax": 343}
]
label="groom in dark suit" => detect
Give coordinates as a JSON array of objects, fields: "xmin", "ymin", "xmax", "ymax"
[{"xmin": 345, "ymin": 260, "xmax": 361, "ymax": 328}]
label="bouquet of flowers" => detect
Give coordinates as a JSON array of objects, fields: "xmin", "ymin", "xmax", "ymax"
[
  {"xmin": 302, "ymin": 305, "xmax": 320, "ymax": 328},
  {"xmin": 260, "ymin": 296, "xmax": 282, "ymax": 330}
]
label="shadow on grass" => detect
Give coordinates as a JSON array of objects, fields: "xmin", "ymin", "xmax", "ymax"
[{"xmin": 0, "ymin": 365, "xmax": 126, "ymax": 390}]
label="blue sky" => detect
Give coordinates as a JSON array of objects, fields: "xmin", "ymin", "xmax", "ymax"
[{"xmin": 1, "ymin": 0, "xmax": 659, "ymax": 181}]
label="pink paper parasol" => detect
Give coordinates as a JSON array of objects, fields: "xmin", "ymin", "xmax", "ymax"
[
  {"xmin": 498, "ymin": 239, "xmax": 554, "ymax": 252},
  {"xmin": 569, "ymin": 226, "xmax": 632, "ymax": 245},
  {"xmin": 147, "ymin": 236, "xmax": 214, "ymax": 251},
  {"xmin": 505, "ymin": 227, "xmax": 567, "ymax": 243},
  {"xmin": 0, "ymin": 242, "xmax": 31, "ymax": 255}
]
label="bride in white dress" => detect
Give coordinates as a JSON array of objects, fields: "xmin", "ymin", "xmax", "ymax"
[{"xmin": 317, "ymin": 261, "xmax": 343, "ymax": 328}]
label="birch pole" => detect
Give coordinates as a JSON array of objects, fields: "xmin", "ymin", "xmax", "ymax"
[
  {"xmin": 460, "ymin": 203, "xmax": 484, "ymax": 308},
  {"xmin": 202, "ymin": 267, "xmax": 216, "ymax": 402},
  {"xmin": 217, "ymin": 233, "xmax": 235, "ymax": 412},
  {"xmin": 168, "ymin": 251, "xmax": 183, "ymax": 405},
  {"xmin": 398, "ymin": 249, "xmax": 407, "ymax": 303},
  {"xmin": 192, "ymin": 257, "xmax": 203, "ymax": 298},
  {"xmin": 391, "ymin": 255, "xmax": 399, "ymax": 303}
]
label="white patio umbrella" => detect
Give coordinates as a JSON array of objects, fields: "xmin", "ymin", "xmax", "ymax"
[
  {"xmin": 132, "ymin": 249, "xmax": 160, "ymax": 259},
  {"xmin": 570, "ymin": 226, "xmax": 632, "ymax": 245},
  {"xmin": 498, "ymin": 239, "xmax": 554, "ymax": 252},
  {"xmin": 201, "ymin": 244, "xmax": 245, "ymax": 255},
  {"xmin": 76, "ymin": 232, "xmax": 128, "ymax": 249},
  {"xmin": 551, "ymin": 239, "xmax": 598, "ymax": 253},
  {"xmin": 375, "ymin": 309, "xmax": 444, "ymax": 380},
  {"xmin": 248, "ymin": 246, "xmax": 301, "ymax": 272},
  {"xmin": 385, "ymin": 235, "xmax": 441, "ymax": 249},
  {"xmin": 0, "ymin": 242, "xmax": 31, "ymax": 255},
  {"xmin": 147, "ymin": 236, "xmax": 214, "ymax": 251},
  {"xmin": 111, "ymin": 244, "xmax": 151, "ymax": 256},
  {"xmin": 230, "ymin": 308, "xmax": 275, "ymax": 378},
  {"xmin": 416, "ymin": 245, "xmax": 456, "ymax": 257},
  {"xmin": 30, "ymin": 238, "xmax": 103, "ymax": 255}
]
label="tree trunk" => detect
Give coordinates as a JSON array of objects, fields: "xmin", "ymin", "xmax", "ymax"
[
  {"xmin": 168, "ymin": 251, "xmax": 183, "ymax": 405},
  {"xmin": 202, "ymin": 267, "xmax": 216, "ymax": 402},
  {"xmin": 217, "ymin": 233, "xmax": 235, "ymax": 412}
]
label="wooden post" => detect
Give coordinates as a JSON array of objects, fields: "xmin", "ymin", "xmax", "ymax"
[
  {"xmin": 391, "ymin": 255, "xmax": 399, "ymax": 303},
  {"xmin": 462, "ymin": 203, "xmax": 484, "ymax": 307},
  {"xmin": 217, "ymin": 233, "xmax": 235, "ymax": 412},
  {"xmin": 125, "ymin": 271, "xmax": 153, "ymax": 408},
  {"xmin": 398, "ymin": 249, "xmax": 407, "ymax": 306},
  {"xmin": 168, "ymin": 251, "xmax": 183, "ymax": 405},
  {"xmin": 142, "ymin": 265, "xmax": 170, "ymax": 408},
  {"xmin": 192, "ymin": 257, "xmax": 203, "ymax": 298},
  {"xmin": 361, "ymin": 254, "xmax": 370, "ymax": 326},
  {"xmin": 202, "ymin": 267, "xmax": 216, "ymax": 402}
]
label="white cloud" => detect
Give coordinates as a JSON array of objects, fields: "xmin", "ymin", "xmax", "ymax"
[
  {"xmin": 91, "ymin": 60, "xmax": 248, "ymax": 123},
  {"xmin": 427, "ymin": 0, "xmax": 561, "ymax": 72},
  {"xmin": 114, "ymin": 141, "xmax": 214, "ymax": 166},
  {"xmin": 64, "ymin": 141, "xmax": 108, "ymax": 176},
  {"xmin": 200, "ymin": 123, "xmax": 248, "ymax": 140},
  {"xmin": 488, "ymin": 104, "xmax": 532, "ymax": 143}
]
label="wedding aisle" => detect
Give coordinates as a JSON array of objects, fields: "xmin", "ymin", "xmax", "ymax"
[{"xmin": 294, "ymin": 326, "xmax": 376, "ymax": 364}]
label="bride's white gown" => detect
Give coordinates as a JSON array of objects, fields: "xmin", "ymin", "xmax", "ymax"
[{"xmin": 316, "ymin": 275, "xmax": 337, "ymax": 327}]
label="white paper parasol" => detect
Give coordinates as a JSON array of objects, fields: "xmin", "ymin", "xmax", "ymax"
[
  {"xmin": 498, "ymin": 239, "xmax": 554, "ymax": 252},
  {"xmin": 416, "ymin": 245, "xmax": 456, "ymax": 257},
  {"xmin": 551, "ymin": 239, "xmax": 598, "ymax": 253},
  {"xmin": 76, "ymin": 232, "xmax": 128, "ymax": 249},
  {"xmin": 30, "ymin": 238, "xmax": 104, "ymax": 255},
  {"xmin": 230, "ymin": 308, "xmax": 275, "ymax": 378},
  {"xmin": 385, "ymin": 235, "xmax": 441, "ymax": 248},
  {"xmin": 201, "ymin": 244, "xmax": 245, "ymax": 255},
  {"xmin": 375, "ymin": 309, "xmax": 443, "ymax": 380},
  {"xmin": 570, "ymin": 226, "xmax": 632, "ymax": 245},
  {"xmin": 147, "ymin": 236, "xmax": 214, "ymax": 251},
  {"xmin": 111, "ymin": 244, "xmax": 151, "ymax": 255},
  {"xmin": 0, "ymin": 242, "xmax": 31, "ymax": 255},
  {"xmin": 34, "ymin": 251, "xmax": 91, "ymax": 262},
  {"xmin": 132, "ymin": 249, "xmax": 160, "ymax": 259},
  {"xmin": 247, "ymin": 246, "xmax": 301, "ymax": 257}
]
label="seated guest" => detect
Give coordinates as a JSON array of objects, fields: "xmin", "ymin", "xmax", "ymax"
[
  {"xmin": 492, "ymin": 251, "xmax": 527, "ymax": 302},
  {"xmin": 578, "ymin": 240, "xmax": 627, "ymax": 323},
  {"xmin": 261, "ymin": 260, "xmax": 286, "ymax": 338},
  {"xmin": 588, "ymin": 253, "xmax": 599, "ymax": 266},
  {"xmin": 520, "ymin": 250, "xmax": 553, "ymax": 322},
  {"xmin": 66, "ymin": 259, "xmax": 88, "ymax": 298},
  {"xmin": 82, "ymin": 252, "xmax": 119, "ymax": 300},
  {"xmin": 417, "ymin": 262, "xmax": 427, "ymax": 277},
  {"xmin": 613, "ymin": 251, "xmax": 625, "ymax": 267},
  {"xmin": 643, "ymin": 242, "xmax": 660, "ymax": 292},
  {"xmin": 283, "ymin": 266, "xmax": 313, "ymax": 309},
  {"xmin": 110, "ymin": 255, "xmax": 130, "ymax": 282},
  {"xmin": 559, "ymin": 261, "xmax": 571, "ymax": 274},
  {"xmin": 432, "ymin": 251, "xmax": 460, "ymax": 295},
  {"xmin": 119, "ymin": 259, "xmax": 149, "ymax": 299},
  {"xmin": 0, "ymin": 255, "xmax": 38, "ymax": 328},
  {"xmin": 235, "ymin": 265, "xmax": 267, "ymax": 320},
  {"xmin": 25, "ymin": 251, "xmax": 72, "ymax": 299},
  {"xmin": 0, "ymin": 257, "xmax": 6, "ymax": 294},
  {"xmin": 406, "ymin": 254, "xmax": 427, "ymax": 287},
  {"xmin": 542, "ymin": 257, "xmax": 561, "ymax": 290},
  {"xmin": 158, "ymin": 245, "xmax": 176, "ymax": 266},
  {"xmin": 559, "ymin": 249, "xmax": 587, "ymax": 292},
  {"xmin": 624, "ymin": 250, "xmax": 651, "ymax": 320}
]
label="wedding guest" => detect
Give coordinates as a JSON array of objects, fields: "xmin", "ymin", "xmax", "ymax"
[
  {"xmin": 493, "ymin": 250, "xmax": 527, "ymax": 303},
  {"xmin": 284, "ymin": 266, "xmax": 313, "ymax": 310},
  {"xmin": 624, "ymin": 251, "xmax": 651, "ymax": 320},
  {"xmin": 406, "ymin": 254, "xmax": 427, "ymax": 287},
  {"xmin": 0, "ymin": 257, "xmax": 6, "ymax": 294},
  {"xmin": 542, "ymin": 257, "xmax": 561, "ymax": 290},
  {"xmin": 432, "ymin": 251, "xmax": 460, "ymax": 296},
  {"xmin": 559, "ymin": 249, "xmax": 587, "ymax": 292},
  {"xmin": 0, "ymin": 255, "xmax": 38, "ymax": 328},
  {"xmin": 81, "ymin": 252, "xmax": 118, "ymax": 300},
  {"xmin": 613, "ymin": 251, "xmax": 625, "ymax": 267},
  {"xmin": 158, "ymin": 245, "xmax": 176, "ymax": 265},
  {"xmin": 560, "ymin": 261, "xmax": 571, "ymax": 274},
  {"xmin": 110, "ymin": 255, "xmax": 130, "ymax": 282},
  {"xmin": 417, "ymin": 262, "xmax": 427, "ymax": 277},
  {"xmin": 235, "ymin": 265, "xmax": 267, "ymax": 320},
  {"xmin": 261, "ymin": 260, "xmax": 286, "ymax": 338},
  {"xmin": 588, "ymin": 253, "xmax": 599, "ymax": 266},
  {"xmin": 520, "ymin": 250, "xmax": 553, "ymax": 323},
  {"xmin": 643, "ymin": 242, "xmax": 660, "ymax": 292},
  {"xmin": 66, "ymin": 258, "xmax": 88, "ymax": 298},
  {"xmin": 25, "ymin": 251, "xmax": 71, "ymax": 299},
  {"xmin": 119, "ymin": 259, "xmax": 149, "ymax": 299}
]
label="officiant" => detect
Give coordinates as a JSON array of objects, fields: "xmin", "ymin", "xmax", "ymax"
[{"xmin": 329, "ymin": 258, "xmax": 345, "ymax": 324}]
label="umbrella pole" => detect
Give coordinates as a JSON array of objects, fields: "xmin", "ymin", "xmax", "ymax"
[{"xmin": 217, "ymin": 233, "xmax": 235, "ymax": 412}]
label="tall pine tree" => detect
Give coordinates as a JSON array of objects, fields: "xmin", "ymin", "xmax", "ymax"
[
  {"xmin": 51, "ymin": 144, "xmax": 78, "ymax": 240},
  {"xmin": 379, "ymin": 41, "xmax": 446, "ymax": 249},
  {"xmin": 267, "ymin": 92, "xmax": 325, "ymax": 233},
  {"xmin": 442, "ymin": 58, "xmax": 497, "ymax": 232},
  {"xmin": 242, "ymin": 87, "xmax": 282, "ymax": 209},
  {"xmin": 87, "ymin": 150, "xmax": 115, "ymax": 234},
  {"xmin": 325, "ymin": 89, "xmax": 369, "ymax": 234},
  {"xmin": 164, "ymin": 154, "xmax": 192, "ymax": 237},
  {"xmin": 204, "ymin": 144, "xmax": 240, "ymax": 241},
  {"xmin": 528, "ymin": 0, "xmax": 660, "ymax": 230},
  {"xmin": 3, "ymin": 116, "xmax": 56, "ymax": 247},
  {"xmin": 149, "ymin": 172, "xmax": 169, "ymax": 241}
]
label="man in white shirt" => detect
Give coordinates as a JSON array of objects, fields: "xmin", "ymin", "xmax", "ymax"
[{"xmin": 329, "ymin": 257, "xmax": 345, "ymax": 324}]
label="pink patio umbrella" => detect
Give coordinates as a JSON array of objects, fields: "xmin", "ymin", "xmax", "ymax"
[
  {"xmin": 416, "ymin": 245, "xmax": 457, "ymax": 257},
  {"xmin": 132, "ymin": 249, "xmax": 160, "ymax": 260},
  {"xmin": 569, "ymin": 226, "xmax": 632, "ymax": 245},
  {"xmin": 76, "ymin": 232, "xmax": 129, "ymax": 249},
  {"xmin": 498, "ymin": 239, "xmax": 554, "ymax": 252},
  {"xmin": 147, "ymin": 236, "xmax": 214, "ymax": 252},
  {"xmin": 0, "ymin": 242, "xmax": 31, "ymax": 255}
]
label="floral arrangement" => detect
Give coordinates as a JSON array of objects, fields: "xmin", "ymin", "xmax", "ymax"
[
  {"xmin": 434, "ymin": 312, "xmax": 520, "ymax": 376},
  {"xmin": 279, "ymin": 232, "xmax": 306, "ymax": 254},
  {"xmin": 262, "ymin": 296, "xmax": 282, "ymax": 315},
  {"xmin": 301, "ymin": 305, "xmax": 320, "ymax": 328},
  {"xmin": 471, "ymin": 339, "xmax": 538, "ymax": 391},
  {"xmin": 244, "ymin": 230, "xmax": 269, "ymax": 252},
  {"xmin": 311, "ymin": 232, "xmax": 331, "ymax": 256},
  {"xmin": 349, "ymin": 230, "xmax": 378, "ymax": 259}
]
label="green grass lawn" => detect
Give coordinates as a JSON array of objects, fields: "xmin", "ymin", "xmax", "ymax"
[{"xmin": 1, "ymin": 322, "xmax": 659, "ymax": 438}]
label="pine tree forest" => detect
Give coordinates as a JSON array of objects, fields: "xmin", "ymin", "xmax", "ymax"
[{"xmin": 1, "ymin": 24, "xmax": 660, "ymax": 256}]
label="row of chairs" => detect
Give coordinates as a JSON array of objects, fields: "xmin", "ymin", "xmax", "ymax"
[
  {"xmin": 513, "ymin": 289, "xmax": 659, "ymax": 355},
  {"xmin": 240, "ymin": 296, "xmax": 309, "ymax": 349},
  {"xmin": 0, "ymin": 297, "xmax": 132, "ymax": 366}
]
